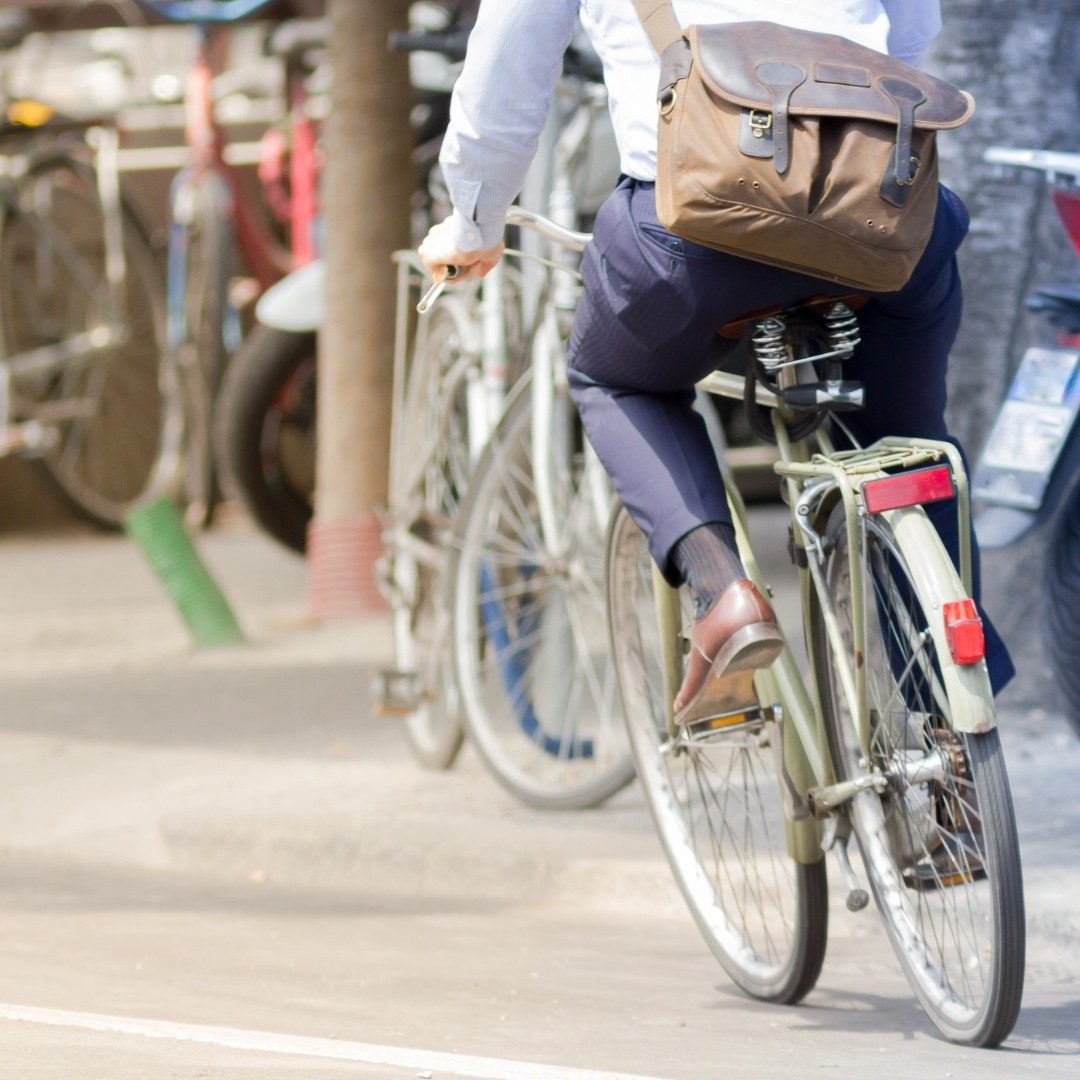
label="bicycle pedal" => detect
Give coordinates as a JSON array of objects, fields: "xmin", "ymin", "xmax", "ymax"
[
  {"xmin": 371, "ymin": 669, "xmax": 420, "ymax": 716},
  {"xmin": 684, "ymin": 703, "xmax": 774, "ymax": 743}
]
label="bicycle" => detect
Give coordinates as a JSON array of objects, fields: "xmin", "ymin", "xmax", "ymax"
[
  {"xmin": 605, "ymin": 298, "xmax": 1025, "ymax": 1044},
  {"xmin": 0, "ymin": 10, "xmax": 178, "ymax": 527},
  {"xmin": 375, "ymin": 31, "xmax": 631, "ymax": 802},
  {"xmin": 133, "ymin": 0, "xmax": 321, "ymax": 529},
  {"xmin": 382, "ymin": 56, "xmax": 632, "ymax": 806}
]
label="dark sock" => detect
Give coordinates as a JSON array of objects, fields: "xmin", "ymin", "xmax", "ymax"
[{"xmin": 672, "ymin": 522, "xmax": 746, "ymax": 618}]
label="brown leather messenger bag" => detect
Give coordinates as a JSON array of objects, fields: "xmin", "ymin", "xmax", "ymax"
[{"xmin": 630, "ymin": 2, "xmax": 975, "ymax": 292}]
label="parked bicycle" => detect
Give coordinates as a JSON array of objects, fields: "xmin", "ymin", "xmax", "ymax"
[
  {"xmin": 973, "ymin": 146, "xmax": 1080, "ymax": 739},
  {"xmin": 606, "ymin": 297, "xmax": 1024, "ymax": 1045},
  {"xmin": 373, "ymin": 39, "xmax": 632, "ymax": 808},
  {"xmin": 0, "ymin": 9, "xmax": 177, "ymax": 527},
  {"xmin": 132, "ymin": 0, "xmax": 322, "ymax": 529}
]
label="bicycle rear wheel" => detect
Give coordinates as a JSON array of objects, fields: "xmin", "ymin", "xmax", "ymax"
[
  {"xmin": 450, "ymin": 380, "xmax": 633, "ymax": 808},
  {"xmin": 814, "ymin": 503, "xmax": 1024, "ymax": 1046},
  {"xmin": 1, "ymin": 153, "xmax": 177, "ymax": 526},
  {"xmin": 606, "ymin": 505, "xmax": 828, "ymax": 1003}
]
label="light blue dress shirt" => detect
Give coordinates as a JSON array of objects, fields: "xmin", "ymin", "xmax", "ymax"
[{"xmin": 439, "ymin": 0, "xmax": 944, "ymax": 251}]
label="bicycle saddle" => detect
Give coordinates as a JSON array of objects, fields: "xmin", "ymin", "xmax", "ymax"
[{"xmin": 717, "ymin": 292, "xmax": 868, "ymax": 340}]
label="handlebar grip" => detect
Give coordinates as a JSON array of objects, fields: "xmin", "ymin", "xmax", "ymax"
[{"xmin": 388, "ymin": 28, "xmax": 471, "ymax": 61}]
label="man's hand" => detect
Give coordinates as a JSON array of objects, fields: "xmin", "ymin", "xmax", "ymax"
[{"xmin": 418, "ymin": 218, "xmax": 505, "ymax": 284}]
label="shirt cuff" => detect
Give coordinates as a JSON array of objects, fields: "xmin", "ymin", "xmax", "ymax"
[{"xmin": 445, "ymin": 207, "xmax": 504, "ymax": 252}]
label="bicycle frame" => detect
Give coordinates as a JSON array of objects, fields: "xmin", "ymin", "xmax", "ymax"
[{"xmin": 648, "ymin": 363, "xmax": 995, "ymax": 862}]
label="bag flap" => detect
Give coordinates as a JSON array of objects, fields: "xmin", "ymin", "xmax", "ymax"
[{"xmin": 686, "ymin": 22, "xmax": 974, "ymax": 129}]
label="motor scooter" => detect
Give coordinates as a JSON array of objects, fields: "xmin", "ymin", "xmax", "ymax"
[{"xmin": 973, "ymin": 146, "xmax": 1080, "ymax": 736}]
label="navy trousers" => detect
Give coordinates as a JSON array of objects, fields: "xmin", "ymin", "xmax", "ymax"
[{"xmin": 566, "ymin": 176, "xmax": 1014, "ymax": 693}]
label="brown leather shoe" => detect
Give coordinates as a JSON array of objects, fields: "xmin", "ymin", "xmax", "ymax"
[{"xmin": 673, "ymin": 580, "xmax": 783, "ymax": 726}]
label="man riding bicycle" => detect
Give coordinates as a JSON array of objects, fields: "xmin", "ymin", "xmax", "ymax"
[{"xmin": 418, "ymin": 0, "xmax": 1014, "ymax": 724}]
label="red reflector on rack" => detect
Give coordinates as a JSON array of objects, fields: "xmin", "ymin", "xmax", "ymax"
[
  {"xmin": 943, "ymin": 599, "xmax": 985, "ymax": 665},
  {"xmin": 862, "ymin": 465, "xmax": 955, "ymax": 515}
]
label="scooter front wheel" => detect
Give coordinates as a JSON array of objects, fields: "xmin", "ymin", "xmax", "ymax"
[
  {"xmin": 214, "ymin": 323, "xmax": 316, "ymax": 555},
  {"xmin": 1046, "ymin": 479, "xmax": 1080, "ymax": 739}
]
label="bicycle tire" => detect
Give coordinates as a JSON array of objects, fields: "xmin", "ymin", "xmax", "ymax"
[
  {"xmin": 169, "ymin": 171, "xmax": 232, "ymax": 530},
  {"xmin": 813, "ymin": 502, "xmax": 1024, "ymax": 1047},
  {"xmin": 1045, "ymin": 480, "xmax": 1080, "ymax": 739},
  {"xmin": 606, "ymin": 504, "xmax": 828, "ymax": 1003},
  {"xmin": 450, "ymin": 380, "xmax": 633, "ymax": 809},
  {"xmin": 214, "ymin": 323, "xmax": 315, "ymax": 555},
  {"xmin": 0, "ymin": 152, "xmax": 179, "ymax": 527},
  {"xmin": 386, "ymin": 303, "xmax": 475, "ymax": 770}
]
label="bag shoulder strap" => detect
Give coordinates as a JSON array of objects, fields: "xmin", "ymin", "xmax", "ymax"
[{"xmin": 631, "ymin": 0, "xmax": 684, "ymax": 54}]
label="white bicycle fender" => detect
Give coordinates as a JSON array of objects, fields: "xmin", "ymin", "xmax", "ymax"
[
  {"xmin": 889, "ymin": 507, "xmax": 997, "ymax": 735},
  {"xmin": 256, "ymin": 259, "xmax": 325, "ymax": 332}
]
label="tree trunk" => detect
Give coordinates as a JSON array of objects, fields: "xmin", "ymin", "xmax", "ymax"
[{"xmin": 309, "ymin": 0, "xmax": 413, "ymax": 617}]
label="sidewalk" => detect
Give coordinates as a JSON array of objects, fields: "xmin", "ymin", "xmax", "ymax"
[
  {"xmin": 0, "ymin": 505, "xmax": 392, "ymax": 680},
  {"xmin": 0, "ymin": 508, "xmax": 680, "ymax": 913}
]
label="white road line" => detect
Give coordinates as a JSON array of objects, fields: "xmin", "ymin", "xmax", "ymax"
[{"xmin": 0, "ymin": 1002, "xmax": 675, "ymax": 1080}]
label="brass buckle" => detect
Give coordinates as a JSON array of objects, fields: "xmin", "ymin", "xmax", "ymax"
[
  {"xmin": 896, "ymin": 154, "xmax": 922, "ymax": 186},
  {"xmin": 748, "ymin": 110, "xmax": 773, "ymax": 138},
  {"xmin": 658, "ymin": 88, "xmax": 677, "ymax": 116}
]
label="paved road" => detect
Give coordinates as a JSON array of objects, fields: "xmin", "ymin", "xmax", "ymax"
[{"xmin": 0, "ymin": 509, "xmax": 1076, "ymax": 1078}]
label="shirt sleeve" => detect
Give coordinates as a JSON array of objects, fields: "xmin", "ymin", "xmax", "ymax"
[
  {"xmin": 439, "ymin": 0, "xmax": 579, "ymax": 251},
  {"xmin": 881, "ymin": 0, "xmax": 943, "ymax": 69}
]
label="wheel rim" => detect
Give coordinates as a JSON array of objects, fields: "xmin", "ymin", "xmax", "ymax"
[
  {"xmin": 453, "ymin": 390, "xmax": 632, "ymax": 808},
  {"xmin": 608, "ymin": 510, "xmax": 817, "ymax": 996},
  {"xmin": 822, "ymin": 512, "xmax": 1008, "ymax": 1031},
  {"xmin": 388, "ymin": 308, "xmax": 473, "ymax": 767}
]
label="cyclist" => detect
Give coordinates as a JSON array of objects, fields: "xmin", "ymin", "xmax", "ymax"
[{"xmin": 418, "ymin": 0, "xmax": 1015, "ymax": 724}]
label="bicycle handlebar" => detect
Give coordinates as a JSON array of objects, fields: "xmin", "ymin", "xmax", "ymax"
[
  {"xmin": 388, "ymin": 28, "xmax": 472, "ymax": 61},
  {"xmin": 134, "ymin": 0, "xmax": 277, "ymax": 24},
  {"xmin": 507, "ymin": 206, "xmax": 592, "ymax": 252},
  {"xmin": 983, "ymin": 146, "xmax": 1080, "ymax": 184},
  {"xmin": 387, "ymin": 27, "xmax": 604, "ymax": 85}
]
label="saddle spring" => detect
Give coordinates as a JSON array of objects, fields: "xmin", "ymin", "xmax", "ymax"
[
  {"xmin": 824, "ymin": 301, "xmax": 861, "ymax": 358},
  {"xmin": 751, "ymin": 315, "xmax": 788, "ymax": 372}
]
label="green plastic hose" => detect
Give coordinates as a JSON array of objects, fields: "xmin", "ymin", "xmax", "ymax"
[{"xmin": 124, "ymin": 497, "xmax": 245, "ymax": 648}]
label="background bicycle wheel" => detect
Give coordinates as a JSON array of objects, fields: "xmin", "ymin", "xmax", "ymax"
[{"xmin": 1, "ymin": 151, "xmax": 179, "ymax": 528}]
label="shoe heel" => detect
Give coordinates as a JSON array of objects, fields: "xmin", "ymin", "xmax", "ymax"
[{"xmin": 675, "ymin": 666, "xmax": 759, "ymax": 726}]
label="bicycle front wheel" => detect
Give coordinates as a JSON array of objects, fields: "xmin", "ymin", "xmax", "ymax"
[
  {"xmin": 450, "ymin": 381, "xmax": 633, "ymax": 809},
  {"xmin": 169, "ymin": 172, "xmax": 232, "ymax": 529},
  {"xmin": 386, "ymin": 303, "xmax": 476, "ymax": 770},
  {"xmin": 814, "ymin": 503, "xmax": 1024, "ymax": 1046},
  {"xmin": 2, "ymin": 154, "xmax": 177, "ymax": 526},
  {"xmin": 606, "ymin": 504, "xmax": 828, "ymax": 1003}
]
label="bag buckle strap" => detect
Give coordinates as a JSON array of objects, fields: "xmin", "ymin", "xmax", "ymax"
[
  {"xmin": 754, "ymin": 61, "xmax": 807, "ymax": 176},
  {"xmin": 880, "ymin": 77, "xmax": 927, "ymax": 185}
]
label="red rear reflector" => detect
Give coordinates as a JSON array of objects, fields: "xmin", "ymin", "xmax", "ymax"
[
  {"xmin": 862, "ymin": 465, "xmax": 956, "ymax": 515},
  {"xmin": 944, "ymin": 599, "xmax": 985, "ymax": 665}
]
